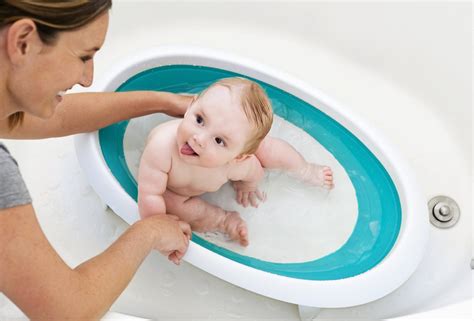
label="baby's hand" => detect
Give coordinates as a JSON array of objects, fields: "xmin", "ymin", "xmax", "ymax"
[{"xmin": 232, "ymin": 181, "xmax": 267, "ymax": 208}]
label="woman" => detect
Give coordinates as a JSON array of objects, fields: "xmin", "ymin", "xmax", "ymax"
[{"xmin": 0, "ymin": 1, "xmax": 192, "ymax": 319}]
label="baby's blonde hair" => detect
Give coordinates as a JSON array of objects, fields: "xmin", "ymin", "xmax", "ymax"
[{"xmin": 199, "ymin": 77, "xmax": 273, "ymax": 155}]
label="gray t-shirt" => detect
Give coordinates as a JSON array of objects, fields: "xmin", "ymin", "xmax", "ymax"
[{"xmin": 0, "ymin": 142, "xmax": 32, "ymax": 209}]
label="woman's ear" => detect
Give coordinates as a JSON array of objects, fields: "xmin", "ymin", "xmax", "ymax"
[{"xmin": 6, "ymin": 19, "xmax": 42, "ymax": 65}]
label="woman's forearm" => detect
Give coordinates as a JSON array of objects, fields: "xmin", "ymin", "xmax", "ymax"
[
  {"xmin": 1, "ymin": 205, "xmax": 159, "ymax": 320},
  {"xmin": 56, "ymin": 91, "xmax": 190, "ymax": 134},
  {"xmin": 70, "ymin": 220, "xmax": 156, "ymax": 319},
  {"xmin": 2, "ymin": 91, "xmax": 192, "ymax": 139}
]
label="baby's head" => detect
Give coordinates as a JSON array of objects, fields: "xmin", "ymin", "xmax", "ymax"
[
  {"xmin": 198, "ymin": 77, "xmax": 273, "ymax": 154},
  {"xmin": 178, "ymin": 77, "xmax": 273, "ymax": 167}
]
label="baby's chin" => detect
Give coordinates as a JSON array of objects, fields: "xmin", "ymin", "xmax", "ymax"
[{"xmin": 183, "ymin": 156, "xmax": 227, "ymax": 168}]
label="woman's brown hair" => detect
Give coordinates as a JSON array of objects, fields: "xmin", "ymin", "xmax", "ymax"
[{"xmin": 1, "ymin": 0, "xmax": 112, "ymax": 129}]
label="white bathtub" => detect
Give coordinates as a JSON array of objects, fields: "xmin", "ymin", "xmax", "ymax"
[{"xmin": 1, "ymin": 1, "xmax": 471, "ymax": 320}]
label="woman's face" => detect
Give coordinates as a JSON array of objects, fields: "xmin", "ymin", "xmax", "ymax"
[{"xmin": 7, "ymin": 12, "xmax": 109, "ymax": 119}]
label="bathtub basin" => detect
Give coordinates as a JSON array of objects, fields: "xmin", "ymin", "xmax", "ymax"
[{"xmin": 75, "ymin": 46, "xmax": 429, "ymax": 308}]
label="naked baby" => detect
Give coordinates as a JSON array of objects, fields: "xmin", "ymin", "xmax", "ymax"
[{"xmin": 138, "ymin": 77, "xmax": 334, "ymax": 247}]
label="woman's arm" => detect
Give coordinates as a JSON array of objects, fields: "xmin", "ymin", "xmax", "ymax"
[
  {"xmin": 0, "ymin": 204, "xmax": 191, "ymax": 320},
  {"xmin": 0, "ymin": 91, "xmax": 193, "ymax": 139}
]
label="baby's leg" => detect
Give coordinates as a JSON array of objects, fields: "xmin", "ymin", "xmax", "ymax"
[
  {"xmin": 255, "ymin": 136, "xmax": 334, "ymax": 189},
  {"xmin": 163, "ymin": 190, "xmax": 248, "ymax": 246}
]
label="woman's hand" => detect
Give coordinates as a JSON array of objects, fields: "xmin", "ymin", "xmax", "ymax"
[
  {"xmin": 163, "ymin": 93, "xmax": 196, "ymax": 118},
  {"xmin": 137, "ymin": 214, "xmax": 192, "ymax": 265}
]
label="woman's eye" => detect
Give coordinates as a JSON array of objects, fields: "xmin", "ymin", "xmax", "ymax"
[
  {"xmin": 215, "ymin": 137, "xmax": 225, "ymax": 146},
  {"xmin": 196, "ymin": 115, "xmax": 203, "ymax": 124},
  {"xmin": 80, "ymin": 56, "xmax": 92, "ymax": 63}
]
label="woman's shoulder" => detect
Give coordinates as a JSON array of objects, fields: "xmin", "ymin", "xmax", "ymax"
[
  {"xmin": 0, "ymin": 142, "xmax": 32, "ymax": 209},
  {"xmin": 0, "ymin": 142, "xmax": 11, "ymax": 155},
  {"xmin": 0, "ymin": 142, "xmax": 18, "ymax": 166}
]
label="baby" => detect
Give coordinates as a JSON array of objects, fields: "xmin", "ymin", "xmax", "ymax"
[{"xmin": 138, "ymin": 77, "xmax": 334, "ymax": 246}]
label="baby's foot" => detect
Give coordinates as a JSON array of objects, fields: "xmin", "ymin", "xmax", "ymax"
[
  {"xmin": 221, "ymin": 211, "xmax": 249, "ymax": 246},
  {"xmin": 291, "ymin": 163, "xmax": 334, "ymax": 189}
]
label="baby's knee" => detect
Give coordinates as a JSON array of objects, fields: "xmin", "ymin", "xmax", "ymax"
[{"xmin": 163, "ymin": 191, "xmax": 186, "ymax": 211}]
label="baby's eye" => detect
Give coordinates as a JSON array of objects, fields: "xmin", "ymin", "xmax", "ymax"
[
  {"xmin": 196, "ymin": 115, "xmax": 204, "ymax": 124},
  {"xmin": 215, "ymin": 137, "xmax": 225, "ymax": 146}
]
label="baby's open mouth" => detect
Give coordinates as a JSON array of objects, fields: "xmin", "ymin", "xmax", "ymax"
[{"xmin": 180, "ymin": 142, "xmax": 199, "ymax": 156}]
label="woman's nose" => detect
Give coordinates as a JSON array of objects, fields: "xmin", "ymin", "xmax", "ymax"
[{"xmin": 79, "ymin": 60, "xmax": 94, "ymax": 87}]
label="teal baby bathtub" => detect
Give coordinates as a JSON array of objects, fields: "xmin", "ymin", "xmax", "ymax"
[{"xmin": 75, "ymin": 46, "xmax": 428, "ymax": 308}]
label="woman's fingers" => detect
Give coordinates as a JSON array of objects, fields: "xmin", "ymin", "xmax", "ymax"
[
  {"xmin": 179, "ymin": 221, "xmax": 192, "ymax": 239},
  {"xmin": 168, "ymin": 252, "xmax": 180, "ymax": 265}
]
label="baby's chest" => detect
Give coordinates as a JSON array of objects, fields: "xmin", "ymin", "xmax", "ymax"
[{"xmin": 168, "ymin": 163, "xmax": 229, "ymax": 193}]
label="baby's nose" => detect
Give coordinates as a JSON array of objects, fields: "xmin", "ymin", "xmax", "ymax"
[{"xmin": 193, "ymin": 134, "xmax": 206, "ymax": 147}]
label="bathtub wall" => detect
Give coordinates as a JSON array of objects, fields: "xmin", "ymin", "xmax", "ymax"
[{"xmin": 110, "ymin": 0, "xmax": 472, "ymax": 160}]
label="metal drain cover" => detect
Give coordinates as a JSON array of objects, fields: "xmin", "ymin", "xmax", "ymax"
[{"xmin": 428, "ymin": 196, "xmax": 460, "ymax": 228}]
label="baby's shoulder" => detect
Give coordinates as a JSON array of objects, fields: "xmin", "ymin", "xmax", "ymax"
[
  {"xmin": 148, "ymin": 119, "xmax": 180, "ymax": 139},
  {"xmin": 141, "ymin": 119, "xmax": 181, "ymax": 171},
  {"xmin": 146, "ymin": 119, "xmax": 181, "ymax": 147},
  {"xmin": 227, "ymin": 154, "xmax": 259, "ymax": 180}
]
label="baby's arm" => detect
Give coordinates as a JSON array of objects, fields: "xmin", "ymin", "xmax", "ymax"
[
  {"xmin": 228, "ymin": 155, "xmax": 266, "ymax": 208},
  {"xmin": 137, "ymin": 132, "xmax": 172, "ymax": 219},
  {"xmin": 137, "ymin": 127, "xmax": 192, "ymax": 264}
]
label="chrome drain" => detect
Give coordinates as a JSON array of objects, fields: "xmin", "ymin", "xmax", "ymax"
[{"xmin": 428, "ymin": 196, "xmax": 460, "ymax": 228}]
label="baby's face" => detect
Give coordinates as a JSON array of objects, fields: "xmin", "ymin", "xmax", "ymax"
[{"xmin": 177, "ymin": 85, "xmax": 253, "ymax": 168}]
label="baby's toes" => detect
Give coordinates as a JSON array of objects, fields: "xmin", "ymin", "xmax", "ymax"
[
  {"xmin": 238, "ymin": 224, "xmax": 249, "ymax": 246},
  {"xmin": 325, "ymin": 180, "xmax": 335, "ymax": 189},
  {"xmin": 323, "ymin": 168, "xmax": 334, "ymax": 189},
  {"xmin": 224, "ymin": 212, "xmax": 245, "ymax": 240},
  {"xmin": 322, "ymin": 166, "xmax": 332, "ymax": 176}
]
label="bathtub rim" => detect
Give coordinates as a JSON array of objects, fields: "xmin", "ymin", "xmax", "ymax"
[{"xmin": 74, "ymin": 45, "xmax": 429, "ymax": 308}]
